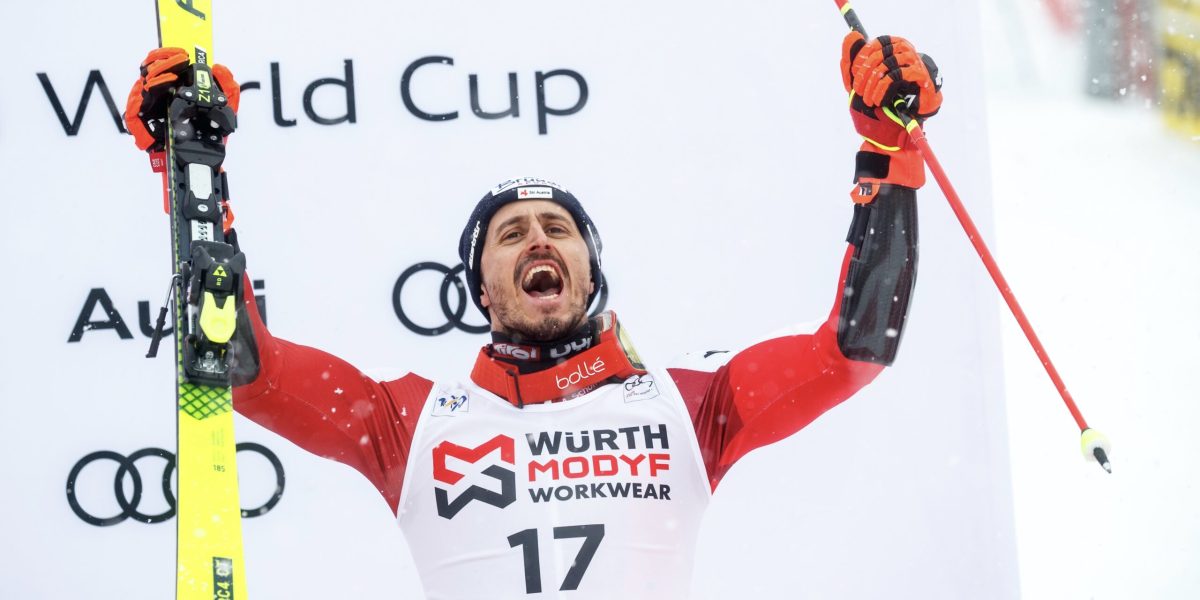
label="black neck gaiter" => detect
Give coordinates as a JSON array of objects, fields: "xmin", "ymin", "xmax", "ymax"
[{"xmin": 487, "ymin": 318, "xmax": 599, "ymax": 374}]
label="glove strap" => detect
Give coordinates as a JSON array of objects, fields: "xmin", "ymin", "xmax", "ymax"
[{"xmin": 850, "ymin": 146, "xmax": 925, "ymax": 195}]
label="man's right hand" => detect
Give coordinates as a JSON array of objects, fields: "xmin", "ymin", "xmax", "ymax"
[{"xmin": 124, "ymin": 47, "xmax": 241, "ymax": 152}]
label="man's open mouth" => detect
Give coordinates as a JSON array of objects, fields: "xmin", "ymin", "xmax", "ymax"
[{"xmin": 521, "ymin": 264, "xmax": 564, "ymax": 299}]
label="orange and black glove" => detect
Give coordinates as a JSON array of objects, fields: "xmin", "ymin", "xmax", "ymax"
[
  {"xmin": 124, "ymin": 47, "xmax": 240, "ymax": 152},
  {"xmin": 840, "ymin": 32, "xmax": 942, "ymax": 193}
]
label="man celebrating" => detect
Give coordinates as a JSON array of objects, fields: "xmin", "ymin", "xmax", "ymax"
[{"xmin": 127, "ymin": 31, "xmax": 941, "ymax": 600}]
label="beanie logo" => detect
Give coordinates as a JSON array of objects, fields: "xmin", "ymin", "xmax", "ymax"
[
  {"xmin": 517, "ymin": 187, "xmax": 554, "ymax": 200},
  {"xmin": 491, "ymin": 177, "xmax": 568, "ymax": 195},
  {"xmin": 467, "ymin": 221, "xmax": 482, "ymax": 269}
]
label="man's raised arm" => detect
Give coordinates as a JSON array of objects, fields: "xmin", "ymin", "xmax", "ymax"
[
  {"xmin": 668, "ymin": 33, "xmax": 942, "ymax": 489},
  {"xmin": 227, "ymin": 274, "xmax": 430, "ymax": 514},
  {"xmin": 126, "ymin": 49, "xmax": 430, "ymax": 514}
]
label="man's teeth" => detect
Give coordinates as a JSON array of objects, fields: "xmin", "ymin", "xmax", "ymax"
[{"xmin": 524, "ymin": 264, "xmax": 558, "ymax": 285}]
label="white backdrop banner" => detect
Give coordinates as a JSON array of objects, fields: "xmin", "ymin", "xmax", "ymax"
[{"xmin": 0, "ymin": 1, "xmax": 1017, "ymax": 598}]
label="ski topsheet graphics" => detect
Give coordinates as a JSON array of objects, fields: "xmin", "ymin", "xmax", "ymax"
[{"xmin": 151, "ymin": 1, "xmax": 249, "ymax": 598}]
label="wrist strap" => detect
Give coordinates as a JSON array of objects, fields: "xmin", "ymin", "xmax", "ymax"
[{"xmin": 853, "ymin": 147, "xmax": 925, "ymax": 191}]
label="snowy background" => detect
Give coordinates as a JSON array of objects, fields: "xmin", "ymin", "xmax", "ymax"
[
  {"xmin": 0, "ymin": 0, "xmax": 1196, "ymax": 598},
  {"xmin": 3, "ymin": 2, "xmax": 1014, "ymax": 598},
  {"xmin": 981, "ymin": 0, "xmax": 1200, "ymax": 598}
]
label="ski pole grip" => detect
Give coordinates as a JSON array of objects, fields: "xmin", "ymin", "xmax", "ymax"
[{"xmin": 835, "ymin": 0, "xmax": 868, "ymax": 37}]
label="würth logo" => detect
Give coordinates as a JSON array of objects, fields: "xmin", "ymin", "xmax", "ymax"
[{"xmin": 432, "ymin": 435, "xmax": 517, "ymax": 519}]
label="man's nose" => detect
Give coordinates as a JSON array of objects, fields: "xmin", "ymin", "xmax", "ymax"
[{"xmin": 525, "ymin": 223, "xmax": 552, "ymax": 248}]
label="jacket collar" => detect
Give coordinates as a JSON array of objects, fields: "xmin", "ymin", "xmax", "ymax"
[{"xmin": 470, "ymin": 312, "xmax": 647, "ymax": 407}]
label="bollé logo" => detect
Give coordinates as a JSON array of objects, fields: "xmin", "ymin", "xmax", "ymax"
[{"xmin": 556, "ymin": 358, "xmax": 606, "ymax": 390}]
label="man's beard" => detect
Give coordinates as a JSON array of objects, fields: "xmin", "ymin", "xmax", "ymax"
[
  {"xmin": 507, "ymin": 313, "xmax": 585, "ymax": 342},
  {"xmin": 487, "ymin": 287, "xmax": 588, "ymax": 342}
]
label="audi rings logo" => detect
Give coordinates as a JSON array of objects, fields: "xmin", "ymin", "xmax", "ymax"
[
  {"xmin": 392, "ymin": 261, "xmax": 608, "ymax": 336},
  {"xmin": 65, "ymin": 443, "xmax": 284, "ymax": 527}
]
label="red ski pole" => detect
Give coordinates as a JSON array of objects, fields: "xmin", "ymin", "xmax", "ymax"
[{"xmin": 832, "ymin": 0, "xmax": 1111, "ymax": 472}]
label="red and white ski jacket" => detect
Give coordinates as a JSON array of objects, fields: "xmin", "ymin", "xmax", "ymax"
[{"xmin": 232, "ymin": 186, "xmax": 919, "ymax": 599}]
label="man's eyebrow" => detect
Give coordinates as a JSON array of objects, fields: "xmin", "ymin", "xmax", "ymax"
[
  {"xmin": 539, "ymin": 211, "xmax": 573, "ymax": 225},
  {"xmin": 494, "ymin": 213, "xmax": 530, "ymax": 234},
  {"xmin": 493, "ymin": 211, "xmax": 572, "ymax": 237}
]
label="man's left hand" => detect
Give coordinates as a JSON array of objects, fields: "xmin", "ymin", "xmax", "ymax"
[{"xmin": 841, "ymin": 32, "xmax": 943, "ymax": 151}]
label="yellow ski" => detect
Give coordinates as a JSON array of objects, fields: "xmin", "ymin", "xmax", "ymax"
[{"xmin": 153, "ymin": 1, "xmax": 249, "ymax": 598}]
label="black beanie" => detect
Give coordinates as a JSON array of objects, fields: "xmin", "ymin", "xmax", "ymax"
[{"xmin": 458, "ymin": 178, "xmax": 603, "ymax": 321}]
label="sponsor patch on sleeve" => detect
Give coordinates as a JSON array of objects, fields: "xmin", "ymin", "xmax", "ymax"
[
  {"xmin": 432, "ymin": 388, "xmax": 470, "ymax": 416},
  {"xmin": 622, "ymin": 374, "xmax": 659, "ymax": 403}
]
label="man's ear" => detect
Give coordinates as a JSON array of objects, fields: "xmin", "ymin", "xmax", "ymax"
[{"xmin": 480, "ymin": 282, "xmax": 491, "ymax": 309}]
